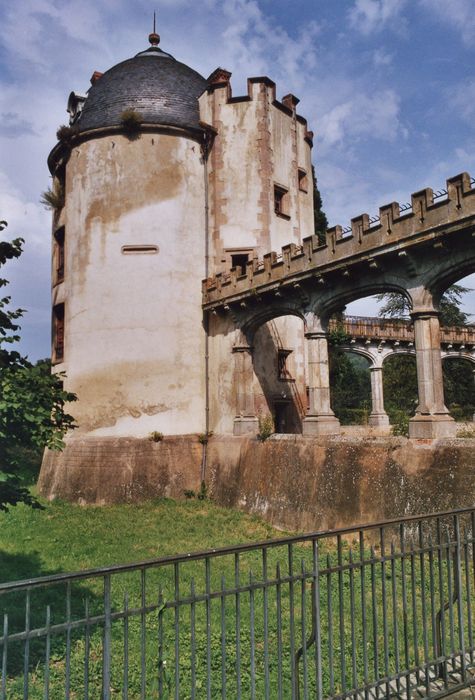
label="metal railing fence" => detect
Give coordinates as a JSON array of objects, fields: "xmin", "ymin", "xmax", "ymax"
[{"xmin": 1, "ymin": 507, "xmax": 475, "ymax": 699}]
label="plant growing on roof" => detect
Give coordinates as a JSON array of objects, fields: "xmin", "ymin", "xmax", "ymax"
[
  {"xmin": 56, "ymin": 124, "xmax": 79, "ymax": 145},
  {"xmin": 120, "ymin": 108, "xmax": 143, "ymax": 137}
]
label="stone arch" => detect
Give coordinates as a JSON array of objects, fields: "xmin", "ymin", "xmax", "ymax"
[
  {"xmin": 240, "ymin": 304, "xmax": 306, "ymax": 342},
  {"xmin": 315, "ymin": 281, "xmax": 413, "ymax": 324},
  {"xmin": 252, "ymin": 314, "xmax": 308, "ymax": 435},
  {"xmin": 422, "ymin": 256, "xmax": 475, "ymax": 308}
]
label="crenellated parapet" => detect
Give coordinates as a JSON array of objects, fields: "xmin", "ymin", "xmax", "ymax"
[
  {"xmin": 199, "ymin": 69, "xmax": 315, "ymax": 269},
  {"xmin": 202, "ymin": 172, "xmax": 475, "ymax": 309}
]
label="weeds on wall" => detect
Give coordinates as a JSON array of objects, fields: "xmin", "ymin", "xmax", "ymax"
[
  {"xmin": 40, "ymin": 181, "xmax": 65, "ymax": 211},
  {"xmin": 148, "ymin": 431, "xmax": 163, "ymax": 442},
  {"xmin": 257, "ymin": 413, "xmax": 274, "ymax": 442},
  {"xmin": 198, "ymin": 431, "xmax": 213, "ymax": 445},
  {"xmin": 183, "ymin": 481, "xmax": 209, "ymax": 501}
]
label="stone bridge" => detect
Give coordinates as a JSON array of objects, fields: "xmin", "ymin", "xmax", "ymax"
[
  {"xmin": 328, "ymin": 316, "xmax": 475, "ymax": 428},
  {"xmin": 202, "ymin": 172, "xmax": 475, "ymax": 439}
]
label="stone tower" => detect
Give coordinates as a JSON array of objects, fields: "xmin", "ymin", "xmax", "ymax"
[{"xmin": 39, "ymin": 31, "xmax": 317, "ymax": 502}]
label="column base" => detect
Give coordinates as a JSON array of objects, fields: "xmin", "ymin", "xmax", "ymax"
[
  {"xmin": 369, "ymin": 412, "xmax": 390, "ymax": 428},
  {"xmin": 302, "ymin": 415, "xmax": 341, "ymax": 436},
  {"xmin": 233, "ymin": 416, "xmax": 259, "ymax": 436},
  {"xmin": 408, "ymin": 414, "xmax": 456, "ymax": 439}
]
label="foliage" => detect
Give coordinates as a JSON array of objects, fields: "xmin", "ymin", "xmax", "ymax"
[
  {"xmin": 56, "ymin": 124, "xmax": 79, "ymax": 145},
  {"xmin": 443, "ymin": 359, "xmax": 474, "ymax": 419},
  {"xmin": 329, "ymin": 349, "xmax": 371, "ymax": 420},
  {"xmin": 337, "ymin": 407, "xmax": 370, "ymax": 425},
  {"xmin": 383, "ymin": 355, "xmax": 418, "ymax": 417},
  {"xmin": 312, "ymin": 165, "xmax": 328, "ymax": 245},
  {"xmin": 377, "ymin": 285, "xmax": 471, "ymax": 326},
  {"xmin": 120, "ymin": 108, "xmax": 143, "ymax": 136},
  {"xmin": 389, "ymin": 409, "xmax": 410, "ymax": 437},
  {"xmin": 457, "ymin": 426, "xmax": 475, "ymax": 438},
  {"xmin": 327, "ymin": 317, "xmax": 350, "ymax": 346},
  {"xmin": 257, "ymin": 412, "xmax": 274, "ymax": 441},
  {"xmin": 40, "ymin": 179, "xmax": 65, "ymax": 211},
  {"xmin": 0, "ymin": 220, "xmax": 76, "ymax": 511},
  {"xmin": 198, "ymin": 431, "xmax": 213, "ymax": 445},
  {"xmin": 149, "ymin": 430, "xmax": 163, "ymax": 442},
  {"xmin": 197, "ymin": 480, "xmax": 208, "ymax": 500}
]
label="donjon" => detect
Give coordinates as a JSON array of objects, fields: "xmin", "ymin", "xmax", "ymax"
[
  {"xmin": 39, "ymin": 29, "xmax": 475, "ymax": 516},
  {"xmin": 39, "ymin": 29, "xmax": 315, "ymax": 498}
]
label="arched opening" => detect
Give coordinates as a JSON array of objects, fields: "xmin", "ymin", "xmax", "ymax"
[
  {"xmin": 329, "ymin": 347, "xmax": 371, "ymax": 425},
  {"xmin": 252, "ymin": 315, "xmax": 307, "ymax": 434}
]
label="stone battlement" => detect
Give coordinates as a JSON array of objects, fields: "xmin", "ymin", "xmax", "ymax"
[
  {"xmin": 202, "ymin": 172, "xmax": 475, "ymax": 307},
  {"xmin": 203, "ymin": 68, "xmax": 311, "ymax": 137}
]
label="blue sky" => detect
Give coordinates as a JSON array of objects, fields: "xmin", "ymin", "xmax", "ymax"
[{"xmin": 1, "ymin": 0, "xmax": 474, "ymax": 360}]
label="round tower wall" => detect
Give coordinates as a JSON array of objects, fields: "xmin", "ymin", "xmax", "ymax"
[{"xmin": 54, "ymin": 132, "xmax": 206, "ymax": 436}]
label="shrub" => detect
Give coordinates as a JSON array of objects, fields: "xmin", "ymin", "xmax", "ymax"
[
  {"xmin": 120, "ymin": 109, "xmax": 143, "ymax": 136},
  {"xmin": 40, "ymin": 181, "xmax": 65, "ymax": 211},
  {"xmin": 149, "ymin": 431, "xmax": 163, "ymax": 442},
  {"xmin": 337, "ymin": 408, "xmax": 369, "ymax": 425},
  {"xmin": 389, "ymin": 409, "xmax": 410, "ymax": 437},
  {"xmin": 257, "ymin": 413, "xmax": 274, "ymax": 442},
  {"xmin": 56, "ymin": 124, "xmax": 79, "ymax": 144},
  {"xmin": 197, "ymin": 481, "xmax": 208, "ymax": 501},
  {"xmin": 198, "ymin": 431, "xmax": 213, "ymax": 445}
]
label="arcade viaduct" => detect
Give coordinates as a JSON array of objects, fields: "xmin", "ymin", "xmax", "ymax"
[
  {"xmin": 202, "ymin": 172, "xmax": 475, "ymax": 439},
  {"xmin": 327, "ymin": 316, "xmax": 475, "ymax": 428}
]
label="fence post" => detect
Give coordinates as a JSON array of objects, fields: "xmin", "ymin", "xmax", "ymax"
[{"xmin": 102, "ymin": 574, "xmax": 112, "ymax": 700}]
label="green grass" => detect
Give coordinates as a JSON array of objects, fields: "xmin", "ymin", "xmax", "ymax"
[
  {"xmin": 0, "ymin": 493, "xmax": 472, "ymax": 698},
  {"xmin": 0, "ymin": 496, "xmax": 281, "ymax": 584}
]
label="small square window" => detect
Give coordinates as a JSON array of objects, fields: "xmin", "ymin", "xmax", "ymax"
[
  {"xmin": 298, "ymin": 169, "xmax": 308, "ymax": 193},
  {"xmin": 231, "ymin": 253, "xmax": 249, "ymax": 275},
  {"xmin": 274, "ymin": 184, "xmax": 290, "ymax": 218}
]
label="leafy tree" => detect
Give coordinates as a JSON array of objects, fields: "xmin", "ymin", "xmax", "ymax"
[
  {"xmin": 376, "ymin": 285, "xmax": 471, "ymax": 326},
  {"xmin": 382, "ymin": 355, "xmax": 418, "ymax": 417},
  {"xmin": 312, "ymin": 166, "xmax": 328, "ymax": 245},
  {"xmin": 0, "ymin": 220, "xmax": 76, "ymax": 511}
]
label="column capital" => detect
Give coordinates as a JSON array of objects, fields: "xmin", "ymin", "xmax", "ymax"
[
  {"xmin": 410, "ymin": 309, "xmax": 439, "ymax": 321},
  {"xmin": 304, "ymin": 330, "xmax": 327, "ymax": 340}
]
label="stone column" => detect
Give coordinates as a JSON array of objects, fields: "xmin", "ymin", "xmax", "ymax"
[
  {"xmin": 409, "ymin": 311, "xmax": 456, "ymax": 438},
  {"xmin": 232, "ymin": 343, "xmax": 259, "ymax": 435},
  {"xmin": 302, "ymin": 330, "xmax": 340, "ymax": 436},
  {"xmin": 369, "ymin": 366, "xmax": 390, "ymax": 428}
]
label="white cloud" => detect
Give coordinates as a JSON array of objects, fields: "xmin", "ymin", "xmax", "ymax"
[
  {"xmin": 451, "ymin": 79, "xmax": 475, "ymax": 122},
  {"xmin": 348, "ymin": 0, "xmax": 407, "ymax": 35},
  {"xmin": 419, "ymin": 0, "xmax": 475, "ymax": 46},
  {"xmin": 372, "ymin": 48, "xmax": 393, "ymax": 67},
  {"xmin": 318, "ymin": 89, "xmax": 404, "ymax": 150}
]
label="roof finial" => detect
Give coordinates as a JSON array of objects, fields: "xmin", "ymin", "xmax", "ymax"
[{"xmin": 149, "ymin": 11, "xmax": 160, "ymax": 46}]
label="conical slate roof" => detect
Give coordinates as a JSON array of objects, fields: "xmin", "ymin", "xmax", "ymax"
[{"xmin": 77, "ymin": 41, "xmax": 207, "ymax": 133}]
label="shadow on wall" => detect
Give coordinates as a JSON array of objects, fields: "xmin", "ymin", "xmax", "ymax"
[{"xmin": 252, "ymin": 321, "xmax": 305, "ymax": 434}]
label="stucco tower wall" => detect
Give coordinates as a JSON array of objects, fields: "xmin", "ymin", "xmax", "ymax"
[
  {"xmin": 53, "ymin": 132, "xmax": 206, "ymax": 437},
  {"xmin": 199, "ymin": 78, "xmax": 315, "ymax": 273}
]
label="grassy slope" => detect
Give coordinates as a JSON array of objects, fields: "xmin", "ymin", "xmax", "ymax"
[{"xmin": 0, "ymin": 496, "xmax": 282, "ymax": 584}]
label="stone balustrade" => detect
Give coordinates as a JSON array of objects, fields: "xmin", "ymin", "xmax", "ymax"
[{"xmin": 329, "ymin": 316, "xmax": 475, "ymax": 346}]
